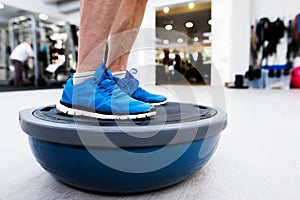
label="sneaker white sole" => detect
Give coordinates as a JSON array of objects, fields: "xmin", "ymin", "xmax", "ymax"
[
  {"xmin": 56, "ymin": 102, "xmax": 157, "ymax": 120},
  {"xmin": 151, "ymin": 99, "xmax": 168, "ymax": 106}
]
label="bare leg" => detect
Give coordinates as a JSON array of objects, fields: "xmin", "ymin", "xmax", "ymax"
[
  {"xmin": 76, "ymin": 0, "xmax": 122, "ymax": 73},
  {"xmin": 107, "ymin": 0, "xmax": 148, "ymax": 72}
]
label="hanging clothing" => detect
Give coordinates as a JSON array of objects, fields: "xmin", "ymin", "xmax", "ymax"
[
  {"xmin": 291, "ymin": 14, "xmax": 300, "ymax": 56},
  {"xmin": 256, "ymin": 18, "xmax": 286, "ymax": 65}
]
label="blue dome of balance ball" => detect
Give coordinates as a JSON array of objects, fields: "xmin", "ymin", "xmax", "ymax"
[{"xmin": 19, "ymin": 102, "xmax": 227, "ymax": 194}]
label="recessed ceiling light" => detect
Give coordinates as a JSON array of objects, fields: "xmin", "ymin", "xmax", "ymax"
[
  {"xmin": 203, "ymin": 39, "xmax": 211, "ymax": 44},
  {"xmin": 179, "ymin": 52, "xmax": 185, "ymax": 59},
  {"xmin": 185, "ymin": 21, "xmax": 194, "ymax": 28},
  {"xmin": 0, "ymin": 3, "xmax": 4, "ymax": 9},
  {"xmin": 203, "ymin": 32, "xmax": 212, "ymax": 37},
  {"xmin": 188, "ymin": 2, "xmax": 195, "ymax": 9},
  {"xmin": 177, "ymin": 38, "xmax": 183, "ymax": 43},
  {"xmin": 208, "ymin": 19, "xmax": 212, "ymax": 25},
  {"xmin": 57, "ymin": 21, "xmax": 66, "ymax": 26},
  {"xmin": 50, "ymin": 24, "xmax": 60, "ymax": 32},
  {"xmin": 165, "ymin": 24, "xmax": 173, "ymax": 30},
  {"xmin": 193, "ymin": 36, "xmax": 199, "ymax": 42},
  {"xmin": 163, "ymin": 39, "xmax": 170, "ymax": 45},
  {"xmin": 39, "ymin": 13, "xmax": 49, "ymax": 21},
  {"xmin": 169, "ymin": 53, "xmax": 175, "ymax": 59},
  {"xmin": 163, "ymin": 7, "xmax": 169, "ymax": 14},
  {"xmin": 19, "ymin": 16, "xmax": 26, "ymax": 21},
  {"xmin": 159, "ymin": 53, "xmax": 165, "ymax": 59}
]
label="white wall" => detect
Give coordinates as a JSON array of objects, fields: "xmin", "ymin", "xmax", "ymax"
[
  {"xmin": 252, "ymin": 0, "xmax": 300, "ymax": 23},
  {"xmin": 211, "ymin": 0, "xmax": 232, "ymax": 83},
  {"xmin": 212, "ymin": 0, "xmax": 252, "ymax": 83},
  {"xmin": 228, "ymin": 0, "xmax": 251, "ymax": 81}
]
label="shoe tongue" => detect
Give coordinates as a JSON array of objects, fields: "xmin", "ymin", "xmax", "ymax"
[
  {"xmin": 105, "ymin": 67, "xmax": 114, "ymax": 79},
  {"xmin": 94, "ymin": 62, "xmax": 106, "ymax": 79},
  {"xmin": 98, "ymin": 69, "xmax": 113, "ymax": 83},
  {"xmin": 94, "ymin": 62, "xmax": 114, "ymax": 81}
]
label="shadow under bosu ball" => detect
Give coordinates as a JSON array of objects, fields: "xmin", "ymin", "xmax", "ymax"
[{"xmin": 19, "ymin": 102, "xmax": 227, "ymax": 194}]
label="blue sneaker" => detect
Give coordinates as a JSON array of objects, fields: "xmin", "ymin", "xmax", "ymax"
[
  {"xmin": 113, "ymin": 69, "xmax": 167, "ymax": 106},
  {"xmin": 56, "ymin": 62, "xmax": 156, "ymax": 120}
]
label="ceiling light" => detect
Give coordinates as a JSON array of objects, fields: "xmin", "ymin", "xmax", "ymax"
[
  {"xmin": 50, "ymin": 24, "xmax": 60, "ymax": 32},
  {"xmin": 19, "ymin": 16, "xmax": 26, "ymax": 21},
  {"xmin": 193, "ymin": 36, "xmax": 199, "ymax": 42},
  {"xmin": 177, "ymin": 38, "xmax": 183, "ymax": 43},
  {"xmin": 203, "ymin": 32, "xmax": 212, "ymax": 37},
  {"xmin": 163, "ymin": 39, "xmax": 170, "ymax": 45},
  {"xmin": 159, "ymin": 53, "xmax": 165, "ymax": 59},
  {"xmin": 50, "ymin": 33, "xmax": 68, "ymax": 41},
  {"xmin": 208, "ymin": 19, "xmax": 212, "ymax": 25},
  {"xmin": 39, "ymin": 14, "xmax": 49, "ymax": 21},
  {"xmin": 165, "ymin": 24, "xmax": 173, "ymax": 30},
  {"xmin": 179, "ymin": 52, "xmax": 185, "ymax": 59},
  {"xmin": 0, "ymin": 3, "xmax": 4, "ymax": 9},
  {"xmin": 163, "ymin": 7, "xmax": 169, "ymax": 14},
  {"xmin": 203, "ymin": 39, "xmax": 211, "ymax": 44},
  {"xmin": 169, "ymin": 53, "xmax": 175, "ymax": 59},
  {"xmin": 185, "ymin": 21, "xmax": 194, "ymax": 28},
  {"xmin": 57, "ymin": 21, "xmax": 66, "ymax": 26},
  {"xmin": 188, "ymin": 2, "xmax": 195, "ymax": 9}
]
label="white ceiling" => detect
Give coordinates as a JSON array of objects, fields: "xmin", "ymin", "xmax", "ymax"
[
  {"xmin": 0, "ymin": 1, "xmax": 80, "ymax": 27},
  {"xmin": 0, "ymin": 6, "xmax": 32, "ymax": 26},
  {"xmin": 42, "ymin": 0, "xmax": 80, "ymax": 13}
]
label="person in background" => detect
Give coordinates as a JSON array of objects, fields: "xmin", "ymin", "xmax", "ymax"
[
  {"xmin": 10, "ymin": 38, "xmax": 34, "ymax": 87},
  {"xmin": 162, "ymin": 49, "xmax": 173, "ymax": 66}
]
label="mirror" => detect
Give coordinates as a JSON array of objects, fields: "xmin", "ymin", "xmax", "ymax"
[
  {"xmin": 155, "ymin": 1, "xmax": 211, "ymax": 85},
  {"xmin": 0, "ymin": 4, "xmax": 77, "ymax": 88}
]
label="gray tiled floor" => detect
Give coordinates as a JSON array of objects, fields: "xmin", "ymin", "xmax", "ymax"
[{"xmin": 1, "ymin": 87, "xmax": 300, "ymax": 200}]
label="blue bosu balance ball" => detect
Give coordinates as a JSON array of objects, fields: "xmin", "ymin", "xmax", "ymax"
[{"xmin": 19, "ymin": 102, "xmax": 227, "ymax": 194}]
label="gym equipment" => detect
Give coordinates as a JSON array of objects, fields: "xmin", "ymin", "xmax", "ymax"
[
  {"xmin": 228, "ymin": 74, "xmax": 248, "ymax": 89},
  {"xmin": 291, "ymin": 66, "xmax": 300, "ymax": 88},
  {"xmin": 263, "ymin": 64, "xmax": 292, "ymax": 89},
  {"xmin": 9, "ymin": 15, "xmax": 39, "ymax": 86},
  {"xmin": 0, "ymin": 29, "xmax": 9, "ymax": 85},
  {"xmin": 19, "ymin": 102, "xmax": 227, "ymax": 194},
  {"xmin": 8, "ymin": 15, "xmax": 77, "ymax": 87}
]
